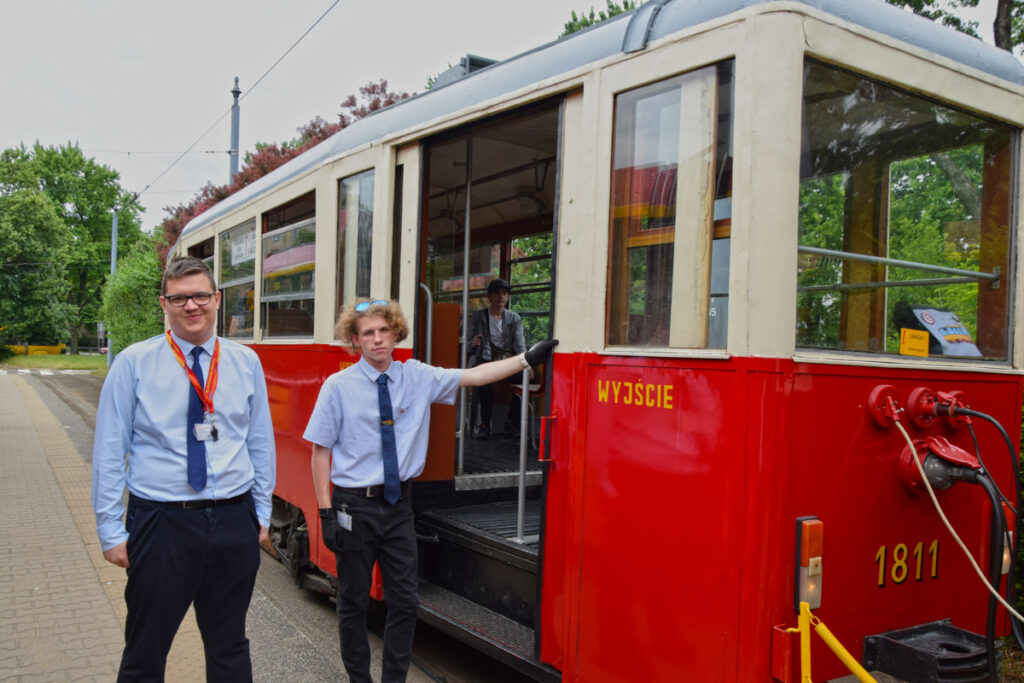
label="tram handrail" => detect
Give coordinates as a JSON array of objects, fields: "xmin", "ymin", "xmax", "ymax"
[
  {"xmin": 417, "ymin": 282, "xmax": 433, "ymax": 365},
  {"xmin": 514, "ymin": 365, "xmax": 530, "ymax": 543},
  {"xmin": 456, "ymin": 140, "xmax": 473, "ymax": 478},
  {"xmin": 798, "ymin": 245, "xmax": 999, "ymax": 283},
  {"xmin": 799, "ymin": 276, "xmax": 980, "ymax": 292}
]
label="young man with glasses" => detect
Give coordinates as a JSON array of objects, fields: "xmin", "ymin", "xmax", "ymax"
[
  {"xmin": 304, "ymin": 298, "xmax": 556, "ymax": 683},
  {"xmin": 92, "ymin": 256, "xmax": 276, "ymax": 681}
]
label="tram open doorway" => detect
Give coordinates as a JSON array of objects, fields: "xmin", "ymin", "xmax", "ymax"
[
  {"xmin": 412, "ymin": 99, "xmax": 559, "ymax": 671},
  {"xmin": 417, "ymin": 99, "xmax": 558, "ymax": 492}
]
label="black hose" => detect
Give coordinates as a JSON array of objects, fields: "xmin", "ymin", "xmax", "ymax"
[
  {"xmin": 952, "ymin": 406, "xmax": 1024, "ymax": 651},
  {"xmin": 968, "ymin": 422, "xmax": 1017, "ymax": 515},
  {"xmin": 967, "ymin": 468, "xmax": 1006, "ymax": 681}
]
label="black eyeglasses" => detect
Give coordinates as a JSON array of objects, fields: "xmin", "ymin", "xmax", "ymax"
[
  {"xmin": 354, "ymin": 299, "xmax": 388, "ymax": 312},
  {"xmin": 164, "ymin": 292, "xmax": 214, "ymax": 307}
]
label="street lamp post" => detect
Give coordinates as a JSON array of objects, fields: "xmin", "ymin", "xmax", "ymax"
[{"xmin": 106, "ymin": 203, "xmax": 119, "ymax": 367}]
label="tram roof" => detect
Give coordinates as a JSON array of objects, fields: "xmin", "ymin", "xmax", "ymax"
[{"xmin": 180, "ymin": 0, "xmax": 1024, "ymax": 239}]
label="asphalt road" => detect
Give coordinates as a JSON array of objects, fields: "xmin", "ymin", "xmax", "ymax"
[{"xmin": 23, "ymin": 369, "xmax": 534, "ymax": 683}]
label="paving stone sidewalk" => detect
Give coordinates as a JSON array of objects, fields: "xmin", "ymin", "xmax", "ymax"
[{"xmin": 0, "ymin": 373, "xmax": 206, "ymax": 681}]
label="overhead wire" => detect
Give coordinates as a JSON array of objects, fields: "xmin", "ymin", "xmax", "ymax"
[{"xmin": 132, "ymin": 0, "xmax": 342, "ymax": 203}]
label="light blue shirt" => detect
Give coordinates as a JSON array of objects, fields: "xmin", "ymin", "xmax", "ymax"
[
  {"xmin": 303, "ymin": 357, "xmax": 461, "ymax": 488},
  {"xmin": 91, "ymin": 331, "xmax": 276, "ymax": 551}
]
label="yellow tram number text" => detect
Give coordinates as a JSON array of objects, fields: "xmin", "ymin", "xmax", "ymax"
[
  {"xmin": 875, "ymin": 540, "xmax": 939, "ymax": 587},
  {"xmin": 596, "ymin": 380, "xmax": 674, "ymax": 409}
]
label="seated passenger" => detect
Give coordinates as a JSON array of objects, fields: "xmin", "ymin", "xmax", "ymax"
[{"xmin": 469, "ymin": 278, "xmax": 531, "ymax": 437}]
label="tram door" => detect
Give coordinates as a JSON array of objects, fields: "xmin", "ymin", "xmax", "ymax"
[{"xmin": 417, "ymin": 102, "xmax": 559, "ymax": 488}]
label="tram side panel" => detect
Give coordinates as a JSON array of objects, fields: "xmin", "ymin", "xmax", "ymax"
[
  {"xmin": 543, "ymin": 353, "xmax": 748, "ymax": 682},
  {"xmin": 762, "ymin": 365, "xmax": 1022, "ymax": 681},
  {"xmin": 257, "ymin": 343, "xmax": 361, "ymax": 576},
  {"xmin": 544, "ymin": 355, "xmax": 1023, "ymax": 681}
]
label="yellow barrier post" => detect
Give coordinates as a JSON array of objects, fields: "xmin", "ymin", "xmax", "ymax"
[
  {"xmin": 798, "ymin": 602, "xmax": 812, "ymax": 683},
  {"xmin": 787, "ymin": 603, "xmax": 877, "ymax": 683}
]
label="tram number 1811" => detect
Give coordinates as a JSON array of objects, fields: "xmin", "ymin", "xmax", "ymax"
[{"xmin": 875, "ymin": 540, "xmax": 940, "ymax": 586}]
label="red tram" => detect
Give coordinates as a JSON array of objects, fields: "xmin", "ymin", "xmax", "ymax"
[{"xmin": 172, "ymin": 1, "xmax": 1024, "ymax": 680}]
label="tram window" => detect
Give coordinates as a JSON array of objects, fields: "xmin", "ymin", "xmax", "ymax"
[
  {"xmin": 423, "ymin": 102, "xmax": 559, "ymax": 336},
  {"xmin": 336, "ymin": 169, "xmax": 375, "ymax": 326},
  {"xmin": 188, "ymin": 238, "xmax": 214, "ymax": 270},
  {"xmin": 607, "ymin": 61, "xmax": 733, "ymax": 349},
  {"xmin": 218, "ymin": 220, "xmax": 256, "ymax": 339},
  {"xmin": 510, "ymin": 233, "xmax": 553, "ymax": 342},
  {"xmin": 797, "ymin": 60, "xmax": 1014, "ymax": 360},
  {"xmin": 262, "ymin": 216, "xmax": 315, "ymax": 338}
]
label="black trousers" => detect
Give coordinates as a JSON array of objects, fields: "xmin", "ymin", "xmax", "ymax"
[
  {"xmin": 332, "ymin": 488, "xmax": 418, "ymax": 683},
  {"xmin": 476, "ymin": 376, "xmax": 521, "ymax": 427},
  {"xmin": 118, "ymin": 492, "xmax": 260, "ymax": 682}
]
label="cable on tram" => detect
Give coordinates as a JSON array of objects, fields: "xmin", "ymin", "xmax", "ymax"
[{"xmin": 868, "ymin": 388, "xmax": 1024, "ymax": 682}]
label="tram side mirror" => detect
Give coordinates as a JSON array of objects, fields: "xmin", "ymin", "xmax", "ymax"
[{"xmin": 893, "ymin": 302, "xmax": 981, "ymax": 358}]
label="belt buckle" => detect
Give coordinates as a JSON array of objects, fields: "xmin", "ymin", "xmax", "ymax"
[{"xmin": 365, "ymin": 486, "xmax": 377, "ymax": 497}]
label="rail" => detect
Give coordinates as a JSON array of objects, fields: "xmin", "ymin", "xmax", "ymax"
[
  {"xmin": 797, "ymin": 245, "xmax": 999, "ymax": 286},
  {"xmin": 514, "ymin": 365, "xmax": 531, "ymax": 543}
]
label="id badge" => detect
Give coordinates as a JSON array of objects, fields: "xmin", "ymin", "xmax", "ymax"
[
  {"xmin": 336, "ymin": 508, "xmax": 353, "ymax": 531},
  {"xmin": 194, "ymin": 422, "xmax": 214, "ymax": 442}
]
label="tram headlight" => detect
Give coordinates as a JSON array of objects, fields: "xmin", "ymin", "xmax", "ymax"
[{"xmin": 795, "ymin": 516, "xmax": 823, "ymax": 611}]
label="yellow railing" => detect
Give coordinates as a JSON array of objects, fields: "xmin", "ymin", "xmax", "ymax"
[{"xmin": 786, "ymin": 602, "xmax": 877, "ymax": 683}]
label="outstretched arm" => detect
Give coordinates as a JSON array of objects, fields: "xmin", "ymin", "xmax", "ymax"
[{"xmin": 459, "ymin": 339, "xmax": 557, "ymax": 387}]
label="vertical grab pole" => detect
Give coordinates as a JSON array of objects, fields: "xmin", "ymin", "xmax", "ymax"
[
  {"xmin": 417, "ymin": 283, "xmax": 433, "ymax": 365},
  {"xmin": 515, "ymin": 365, "xmax": 530, "ymax": 542},
  {"xmin": 457, "ymin": 139, "xmax": 473, "ymax": 476}
]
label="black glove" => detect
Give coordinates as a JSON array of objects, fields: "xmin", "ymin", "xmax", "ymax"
[
  {"xmin": 318, "ymin": 508, "xmax": 341, "ymax": 554},
  {"xmin": 524, "ymin": 338, "xmax": 559, "ymax": 366}
]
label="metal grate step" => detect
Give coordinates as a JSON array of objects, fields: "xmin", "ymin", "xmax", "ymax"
[
  {"xmin": 418, "ymin": 580, "xmax": 539, "ymax": 663},
  {"xmin": 425, "ymin": 499, "xmax": 541, "ymax": 548}
]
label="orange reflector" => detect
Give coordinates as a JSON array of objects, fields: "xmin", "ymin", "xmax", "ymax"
[
  {"xmin": 800, "ymin": 519, "xmax": 824, "ymax": 567},
  {"xmin": 796, "ymin": 516, "xmax": 823, "ymax": 611}
]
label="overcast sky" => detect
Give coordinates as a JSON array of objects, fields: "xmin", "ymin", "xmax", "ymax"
[{"xmin": 0, "ymin": 0, "xmax": 1007, "ymax": 233}]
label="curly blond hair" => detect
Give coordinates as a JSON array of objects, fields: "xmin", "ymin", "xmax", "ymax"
[{"xmin": 336, "ymin": 298, "xmax": 409, "ymax": 352}]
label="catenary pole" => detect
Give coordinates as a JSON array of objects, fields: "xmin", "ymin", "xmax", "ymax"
[
  {"xmin": 230, "ymin": 77, "xmax": 241, "ymax": 182},
  {"xmin": 106, "ymin": 204, "xmax": 119, "ymax": 367}
]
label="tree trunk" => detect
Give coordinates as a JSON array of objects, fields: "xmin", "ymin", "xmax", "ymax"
[
  {"xmin": 994, "ymin": 0, "xmax": 1012, "ymax": 51},
  {"xmin": 69, "ymin": 269, "xmax": 87, "ymax": 354},
  {"xmin": 933, "ymin": 152, "xmax": 981, "ymax": 218}
]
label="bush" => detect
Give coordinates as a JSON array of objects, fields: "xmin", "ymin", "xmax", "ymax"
[{"xmin": 100, "ymin": 237, "xmax": 165, "ymax": 355}]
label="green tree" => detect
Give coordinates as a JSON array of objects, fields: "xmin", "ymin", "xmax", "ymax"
[
  {"xmin": 100, "ymin": 236, "xmax": 165, "ymax": 355},
  {"xmin": 510, "ymin": 233, "xmax": 554, "ymax": 344},
  {"xmin": 886, "ymin": 0, "xmax": 1024, "ymax": 52},
  {"xmin": 0, "ymin": 189, "xmax": 74, "ymax": 345},
  {"xmin": 0, "ymin": 143, "xmax": 143, "ymax": 351},
  {"xmin": 561, "ymin": 1, "xmax": 639, "ymax": 38}
]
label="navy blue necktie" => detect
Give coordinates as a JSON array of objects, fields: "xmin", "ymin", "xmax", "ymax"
[
  {"xmin": 377, "ymin": 374, "xmax": 401, "ymax": 505},
  {"xmin": 187, "ymin": 346, "xmax": 208, "ymax": 491}
]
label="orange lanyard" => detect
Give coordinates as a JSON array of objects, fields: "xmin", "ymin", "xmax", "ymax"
[{"xmin": 165, "ymin": 331, "xmax": 220, "ymax": 415}]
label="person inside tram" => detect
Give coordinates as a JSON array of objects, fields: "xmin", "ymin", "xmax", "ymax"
[
  {"xmin": 228, "ymin": 287, "xmax": 254, "ymax": 336},
  {"xmin": 468, "ymin": 278, "xmax": 532, "ymax": 437},
  {"xmin": 304, "ymin": 297, "xmax": 556, "ymax": 683}
]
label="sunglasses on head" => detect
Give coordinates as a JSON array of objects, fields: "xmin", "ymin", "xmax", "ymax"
[{"xmin": 354, "ymin": 299, "xmax": 388, "ymax": 312}]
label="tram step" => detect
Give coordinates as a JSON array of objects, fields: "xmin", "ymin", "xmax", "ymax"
[
  {"xmin": 418, "ymin": 500, "xmax": 540, "ymax": 628},
  {"xmin": 418, "ymin": 580, "xmax": 560, "ymax": 683},
  {"xmin": 455, "ymin": 471, "xmax": 542, "ymax": 490}
]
